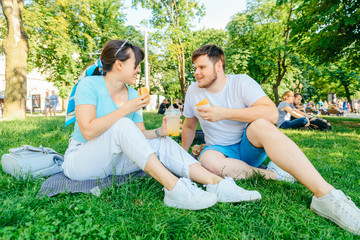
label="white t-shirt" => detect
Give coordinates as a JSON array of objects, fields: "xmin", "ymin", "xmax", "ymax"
[{"xmin": 183, "ymin": 74, "xmax": 266, "ymax": 146}]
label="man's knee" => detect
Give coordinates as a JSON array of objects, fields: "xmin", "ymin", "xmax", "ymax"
[
  {"xmin": 248, "ymin": 118, "xmax": 277, "ymax": 135},
  {"xmin": 199, "ymin": 152, "xmax": 223, "ymax": 176}
]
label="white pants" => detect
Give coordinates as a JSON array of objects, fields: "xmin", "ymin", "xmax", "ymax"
[{"xmin": 62, "ymin": 118, "xmax": 198, "ymax": 181}]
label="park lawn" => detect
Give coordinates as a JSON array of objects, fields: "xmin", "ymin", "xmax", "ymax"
[{"xmin": 0, "ymin": 114, "xmax": 359, "ymax": 239}]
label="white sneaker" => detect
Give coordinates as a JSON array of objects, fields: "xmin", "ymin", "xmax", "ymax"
[
  {"xmin": 267, "ymin": 161, "xmax": 296, "ymax": 183},
  {"xmin": 206, "ymin": 177, "xmax": 261, "ymax": 202},
  {"xmin": 164, "ymin": 178, "xmax": 217, "ymax": 210},
  {"xmin": 310, "ymin": 190, "xmax": 360, "ymax": 235}
]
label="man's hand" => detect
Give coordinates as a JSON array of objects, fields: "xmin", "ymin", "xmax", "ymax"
[
  {"xmin": 197, "ymin": 105, "xmax": 226, "ymax": 122},
  {"xmin": 305, "ymin": 117, "xmax": 310, "ymax": 127}
]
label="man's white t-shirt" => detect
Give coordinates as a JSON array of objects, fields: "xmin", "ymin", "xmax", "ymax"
[{"xmin": 183, "ymin": 74, "xmax": 266, "ymax": 146}]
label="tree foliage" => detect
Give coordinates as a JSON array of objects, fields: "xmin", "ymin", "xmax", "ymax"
[
  {"xmin": 292, "ymin": 0, "xmax": 360, "ymax": 68},
  {"xmin": 131, "ymin": 0, "xmax": 205, "ymax": 98},
  {"xmin": 23, "ymin": 0, "xmax": 141, "ymax": 100}
]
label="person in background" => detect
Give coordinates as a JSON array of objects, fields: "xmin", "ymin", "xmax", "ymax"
[
  {"xmin": 50, "ymin": 90, "xmax": 59, "ymax": 116},
  {"xmin": 277, "ymin": 91, "xmax": 310, "ymax": 129},
  {"xmin": 343, "ymin": 99, "xmax": 348, "ymax": 114},
  {"xmin": 62, "ymin": 39, "xmax": 261, "ymax": 211},
  {"xmin": 318, "ymin": 99, "xmax": 323, "ymax": 109},
  {"xmin": 181, "ymin": 44, "xmax": 360, "ymax": 235},
  {"xmin": 173, "ymin": 98, "xmax": 183, "ymax": 112},
  {"xmin": 44, "ymin": 91, "xmax": 52, "ymax": 116},
  {"xmin": 293, "ymin": 93, "xmax": 306, "ymax": 112},
  {"xmin": 157, "ymin": 99, "xmax": 169, "ymax": 115}
]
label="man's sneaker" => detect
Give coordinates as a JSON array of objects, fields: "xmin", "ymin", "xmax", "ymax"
[
  {"xmin": 206, "ymin": 177, "xmax": 261, "ymax": 202},
  {"xmin": 310, "ymin": 190, "xmax": 360, "ymax": 235},
  {"xmin": 267, "ymin": 161, "xmax": 296, "ymax": 183},
  {"xmin": 164, "ymin": 178, "xmax": 217, "ymax": 210}
]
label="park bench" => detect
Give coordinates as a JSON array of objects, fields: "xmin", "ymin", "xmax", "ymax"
[{"xmin": 327, "ymin": 109, "xmax": 343, "ymax": 116}]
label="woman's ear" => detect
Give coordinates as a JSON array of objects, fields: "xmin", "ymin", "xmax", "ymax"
[{"xmin": 114, "ymin": 59, "xmax": 123, "ymax": 72}]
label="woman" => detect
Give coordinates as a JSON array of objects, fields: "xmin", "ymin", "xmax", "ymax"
[
  {"xmin": 50, "ymin": 90, "xmax": 59, "ymax": 116},
  {"xmin": 276, "ymin": 91, "xmax": 310, "ymax": 129},
  {"xmin": 44, "ymin": 91, "xmax": 52, "ymax": 116},
  {"xmin": 62, "ymin": 40, "xmax": 261, "ymax": 210}
]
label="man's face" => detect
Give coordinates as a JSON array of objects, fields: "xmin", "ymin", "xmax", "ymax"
[
  {"xmin": 294, "ymin": 95, "xmax": 302, "ymax": 105},
  {"xmin": 193, "ymin": 55, "xmax": 218, "ymax": 88}
]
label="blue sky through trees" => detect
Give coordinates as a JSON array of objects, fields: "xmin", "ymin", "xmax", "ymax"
[{"xmin": 124, "ymin": 0, "xmax": 246, "ymax": 30}]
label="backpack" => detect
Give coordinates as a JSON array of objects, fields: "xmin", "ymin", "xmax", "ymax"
[
  {"xmin": 1, "ymin": 145, "xmax": 64, "ymax": 180},
  {"xmin": 65, "ymin": 59, "xmax": 103, "ymax": 126},
  {"xmin": 308, "ymin": 117, "xmax": 332, "ymax": 131}
]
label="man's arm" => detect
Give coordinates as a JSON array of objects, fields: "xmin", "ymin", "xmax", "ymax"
[
  {"xmin": 181, "ymin": 117, "xmax": 199, "ymax": 152},
  {"xmin": 197, "ymin": 96, "xmax": 278, "ymax": 124}
]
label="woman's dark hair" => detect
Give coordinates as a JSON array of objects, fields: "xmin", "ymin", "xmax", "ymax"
[
  {"xmin": 191, "ymin": 44, "xmax": 225, "ymax": 70},
  {"xmin": 100, "ymin": 40, "xmax": 144, "ymax": 72}
]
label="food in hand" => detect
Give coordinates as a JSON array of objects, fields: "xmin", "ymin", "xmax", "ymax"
[
  {"xmin": 138, "ymin": 87, "xmax": 150, "ymax": 99},
  {"xmin": 195, "ymin": 98, "xmax": 210, "ymax": 107}
]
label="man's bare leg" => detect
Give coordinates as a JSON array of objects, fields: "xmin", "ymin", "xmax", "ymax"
[
  {"xmin": 199, "ymin": 150, "xmax": 277, "ymax": 180},
  {"xmin": 246, "ymin": 118, "xmax": 334, "ymax": 198}
]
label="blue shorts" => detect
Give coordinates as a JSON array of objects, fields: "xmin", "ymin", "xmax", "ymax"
[{"xmin": 199, "ymin": 129, "xmax": 267, "ymax": 167}]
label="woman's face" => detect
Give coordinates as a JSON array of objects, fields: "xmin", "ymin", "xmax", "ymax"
[
  {"xmin": 118, "ymin": 50, "xmax": 141, "ymax": 85},
  {"xmin": 286, "ymin": 94, "xmax": 294, "ymax": 102}
]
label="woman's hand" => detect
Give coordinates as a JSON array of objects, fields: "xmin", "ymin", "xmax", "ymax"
[
  {"xmin": 157, "ymin": 115, "xmax": 183, "ymax": 137},
  {"xmin": 123, "ymin": 93, "xmax": 150, "ymax": 114}
]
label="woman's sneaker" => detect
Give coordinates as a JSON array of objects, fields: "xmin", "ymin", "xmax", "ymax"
[
  {"xmin": 206, "ymin": 177, "xmax": 261, "ymax": 202},
  {"xmin": 310, "ymin": 189, "xmax": 360, "ymax": 235},
  {"xmin": 164, "ymin": 178, "xmax": 217, "ymax": 210},
  {"xmin": 267, "ymin": 161, "xmax": 297, "ymax": 183}
]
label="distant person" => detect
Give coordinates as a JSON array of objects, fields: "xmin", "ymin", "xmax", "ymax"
[
  {"xmin": 343, "ymin": 99, "xmax": 348, "ymax": 113},
  {"xmin": 44, "ymin": 91, "xmax": 52, "ymax": 116},
  {"xmin": 318, "ymin": 99, "xmax": 323, "ymax": 109},
  {"xmin": 173, "ymin": 98, "xmax": 183, "ymax": 112},
  {"xmin": 277, "ymin": 91, "xmax": 310, "ymax": 129},
  {"xmin": 157, "ymin": 99, "xmax": 169, "ymax": 115},
  {"xmin": 50, "ymin": 90, "xmax": 59, "ymax": 116},
  {"xmin": 353, "ymin": 101, "xmax": 359, "ymax": 114},
  {"xmin": 293, "ymin": 93, "xmax": 305, "ymax": 112}
]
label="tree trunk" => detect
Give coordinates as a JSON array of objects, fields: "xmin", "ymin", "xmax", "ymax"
[
  {"xmin": 343, "ymin": 83, "xmax": 353, "ymax": 112},
  {"xmin": 273, "ymin": 52, "xmax": 287, "ymax": 105},
  {"xmin": 176, "ymin": 38, "xmax": 186, "ymax": 98},
  {"xmin": 0, "ymin": 0, "xmax": 29, "ymax": 119}
]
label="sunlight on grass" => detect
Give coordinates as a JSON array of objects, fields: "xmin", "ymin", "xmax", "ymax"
[{"xmin": 0, "ymin": 115, "xmax": 359, "ymax": 239}]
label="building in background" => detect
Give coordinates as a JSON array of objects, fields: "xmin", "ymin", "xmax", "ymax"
[{"xmin": 0, "ymin": 54, "xmax": 62, "ymax": 114}]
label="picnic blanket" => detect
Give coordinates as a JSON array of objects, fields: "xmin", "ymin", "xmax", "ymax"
[{"xmin": 37, "ymin": 170, "xmax": 148, "ymax": 198}]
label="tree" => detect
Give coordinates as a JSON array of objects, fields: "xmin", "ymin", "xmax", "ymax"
[
  {"xmin": 227, "ymin": 0, "xmax": 300, "ymax": 104},
  {"xmin": 0, "ymin": 0, "xmax": 28, "ymax": 119},
  {"xmin": 132, "ymin": 0, "xmax": 204, "ymax": 98},
  {"xmin": 292, "ymin": 0, "xmax": 360, "ymax": 68},
  {"xmin": 24, "ymin": 0, "xmax": 140, "ymax": 109}
]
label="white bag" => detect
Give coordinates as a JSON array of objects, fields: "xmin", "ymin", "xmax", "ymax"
[{"xmin": 1, "ymin": 145, "xmax": 64, "ymax": 180}]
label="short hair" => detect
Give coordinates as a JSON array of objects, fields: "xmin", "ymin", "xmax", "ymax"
[
  {"xmin": 192, "ymin": 44, "xmax": 225, "ymax": 70},
  {"xmin": 101, "ymin": 40, "xmax": 144, "ymax": 72},
  {"xmin": 281, "ymin": 91, "xmax": 294, "ymax": 101},
  {"xmin": 294, "ymin": 93, "xmax": 302, "ymax": 98}
]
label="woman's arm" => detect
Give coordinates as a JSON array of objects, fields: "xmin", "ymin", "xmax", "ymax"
[
  {"xmin": 283, "ymin": 105, "xmax": 305, "ymax": 119},
  {"xmin": 76, "ymin": 95, "xmax": 150, "ymax": 141},
  {"xmin": 135, "ymin": 116, "xmax": 173, "ymax": 139}
]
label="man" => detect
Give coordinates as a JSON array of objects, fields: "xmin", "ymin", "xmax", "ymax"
[
  {"xmin": 181, "ymin": 44, "xmax": 360, "ymax": 235},
  {"xmin": 292, "ymin": 93, "xmax": 306, "ymax": 113}
]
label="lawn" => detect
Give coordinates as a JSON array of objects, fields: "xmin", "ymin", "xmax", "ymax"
[{"xmin": 0, "ymin": 114, "xmax": 359, "ymax": 239}]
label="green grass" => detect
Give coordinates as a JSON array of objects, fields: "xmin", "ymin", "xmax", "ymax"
[{"xmin": 0, "ymin": 114, "xmax": 359, "ymax": 239}]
